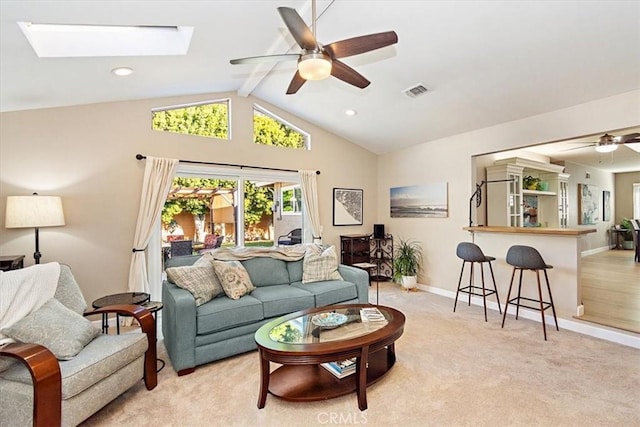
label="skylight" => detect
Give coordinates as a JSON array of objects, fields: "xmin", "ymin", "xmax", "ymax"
[{"xmin": 17, "ymin": 22, "xmax": 193, "ymax": 58}]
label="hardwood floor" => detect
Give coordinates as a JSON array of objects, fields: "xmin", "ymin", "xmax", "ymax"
[{"xmin": 579, "ymin": 249, "xmax": 640, "ymax": 334}]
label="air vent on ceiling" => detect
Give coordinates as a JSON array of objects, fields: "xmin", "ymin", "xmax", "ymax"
[{"xmin": 403, "ymin": 84, "xmax": 428, "ymax": 98}]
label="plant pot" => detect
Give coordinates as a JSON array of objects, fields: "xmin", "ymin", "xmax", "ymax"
[
  {"xmin": 401, "ymin": 275, "xmax": 417, "ymax": 290},
  {"xmin": 622, "ymin": 240, "xmax": 634, "ymax": 250}
]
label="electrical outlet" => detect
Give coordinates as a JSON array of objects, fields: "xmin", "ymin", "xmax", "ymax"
[{"xmin": 577, "ymin": 305, "xmax": 584, "ymax": 316}]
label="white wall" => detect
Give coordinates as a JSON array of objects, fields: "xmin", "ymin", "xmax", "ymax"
[
  {"xmin": 0, "ymin": 93, "xmax": 377, "ymax": 304},
  {"xmin": 615, "ymin": 171, "xmax": 640, "ymax": 222},
  {"xmin": 376, "ymin": 90, "xmax": 640, "ymax": 320}
]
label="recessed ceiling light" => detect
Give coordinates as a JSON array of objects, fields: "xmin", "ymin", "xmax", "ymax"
[
  {"xmin": 345, "ymin": 109, "xmax": 357, "ymax": 116},
  {"xmin": 111, "ymin": 67, "xmax": 134, "ymax": 77}
]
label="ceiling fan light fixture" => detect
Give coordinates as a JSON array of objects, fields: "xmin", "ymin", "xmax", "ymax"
[
  {"xmin": 298, "ymin": 53, "xmax": 332, "ymax": 81},
  {"xmin": 595, "ymin": 143, "xmax": 618, "ymax": 153}
]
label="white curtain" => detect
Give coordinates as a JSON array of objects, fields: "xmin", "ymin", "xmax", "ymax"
[
  {"xmin": 299, "ymin": 170, "xmax": 322, "ymax": 243},
  {"xmin": 128, "ymin": 156, "xmax": 179, "ymax": 294}
]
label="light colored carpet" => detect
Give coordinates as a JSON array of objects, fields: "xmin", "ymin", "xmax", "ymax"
[{"xmin": 81, "ymin": 282, "xmax": 640, "ymax": 427}]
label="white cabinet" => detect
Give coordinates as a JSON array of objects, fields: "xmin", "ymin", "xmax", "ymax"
[
  {"xmin": 486, "ymin": 164, "xmax": 523, "ymax": 227},
  {"xmin": 486, "ymin": 158, "xmax": 568, "ymax": 228}
]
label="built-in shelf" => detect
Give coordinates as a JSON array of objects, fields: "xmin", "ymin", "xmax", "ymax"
[{"xmin": 522, "ymin": 189, "xmax": 557, "ymax": 196}]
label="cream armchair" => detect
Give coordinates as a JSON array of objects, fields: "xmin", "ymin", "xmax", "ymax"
[{"xmin": 0, "ymin": 264, "xmax": 157, "ymax": 427}]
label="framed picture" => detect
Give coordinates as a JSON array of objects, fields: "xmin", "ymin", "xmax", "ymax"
[
  {"xmin": 390, "ymin": 182, "xmax": 448, "ymax": 218},
  {"xmin": 333, "ymin": 188, "xmax": 363, "ymax": 225},
  {"xmin": 578, "ymin": 184, "xmax": 599, "ymax": 225},
  {"xmin": 602, "ymin": 190, "xmax": 611, "ymax": 221}
]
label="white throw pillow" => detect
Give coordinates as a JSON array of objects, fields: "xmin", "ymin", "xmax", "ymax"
[
  {"xmin": 1, "ymin": 298, "xmax": 100, "ymax": 360},
  {"xmin": 302, "ymin": 245, "xmax": 343, "ymax": 284},
  {"xmin": 166, "ymin": 263, "xmax": 224, "ymax": 306}
]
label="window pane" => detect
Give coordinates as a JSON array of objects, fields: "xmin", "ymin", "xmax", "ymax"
[
  {"xmin": 275, "ymin": 183, "xmax": 303, "ymax": 246},
  {"xmin": 253, "ymin": 106, "xmax": 308, "ymax": 149},
  {"xmin": 162, "ymin": 177, "xmax": 237, "ymax": 252},
  {"xmin": 152, "ymin": 100, "xmax": 229, "ymax": 139},
  {"xmin": 243, "ymin": 180, "xmax": 275, "ymax": 247}
]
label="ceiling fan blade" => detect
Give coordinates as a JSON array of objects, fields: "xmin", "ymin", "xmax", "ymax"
[
  {"xmin": 331, "ymin": 59, "xmax": 370, "ymax": 89},
  {"xmin": 324, "ymin": 31, "xmax": 398, "ymax": 59},
  {"xmin": 286, "ymin": 71, "xmax": 307, "ymax": 95},
  {"xmin": 277, "ymin": 7, "xmax": 317, "ymax": 51},
  {"xmin": 559, "ymin": 143, "xmax": 596, "ymax": 152},
  {"xmin": 230, "ymin": 54, "xmax": 299, "ymax": 65},
  {"xmin": 618, "ymin": 133, "xmax": 640, "ymax": 143}
]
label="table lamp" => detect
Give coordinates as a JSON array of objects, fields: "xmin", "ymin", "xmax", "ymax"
[{"xmin": 5, "ymin": 194, "xmax": 65, "ymax": 264}]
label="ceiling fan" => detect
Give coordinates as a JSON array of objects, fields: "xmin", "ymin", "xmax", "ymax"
[
  {"xmin": 229, "ymin": 1, "xmax": 398, "ymax": 95},
  {"xmin": 563, "ymin": 132, "xmax": 640, "ymax": 153},
  {"xmin": 588, "ymin": 133, "xmax": 640, "ymax": 153}
]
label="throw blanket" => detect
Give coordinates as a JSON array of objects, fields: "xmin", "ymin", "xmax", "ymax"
[
  {"xmin": 0, "ymin": 262, "xmax": 60, "ymax": 345},
  {"xmin": 201, "ymin": 245, "xmax": 310, "ymax": 262}
]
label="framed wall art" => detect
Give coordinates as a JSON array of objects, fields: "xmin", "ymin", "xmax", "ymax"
[
  {"xmin": 602, "ymin": 190, "xmax": 611, "ymax": 221},
  {"xmin": 333, "ymin": 188, "xmax": 363, "ymax": 226},
  {"xmin": 390, "ymin": 182, "xmax": 448, "ymax": 218},
  {"xmin": 578, "ymin": 183, "xmax": 599, "ymax": 225}
]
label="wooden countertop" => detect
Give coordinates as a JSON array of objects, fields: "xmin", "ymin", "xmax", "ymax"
[{"xmin": 463, "ymin": 226, "xmax": 596, "ymax": 236}]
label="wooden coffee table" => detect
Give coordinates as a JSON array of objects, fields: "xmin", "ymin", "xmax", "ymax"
[{"xmin": 254, "ymin": 304, "xmax": 405, "ymax": 411}]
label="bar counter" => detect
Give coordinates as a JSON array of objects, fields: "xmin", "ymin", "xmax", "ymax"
[
  {"xmin": 463, "ymin": 226, "xmax": 596, "ymax": 318},
  {"xmin": 463, "ymin": 226, "xmax": 596, "ymax": 236}
]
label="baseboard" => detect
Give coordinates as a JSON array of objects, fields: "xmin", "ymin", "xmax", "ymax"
[
  {"xmin": 581, "ymin": 245, "xmax": 612, "ymax": 257},
  {"xmin": 417, "ymin": 284, "xmax": 640, "ymax": 349}
]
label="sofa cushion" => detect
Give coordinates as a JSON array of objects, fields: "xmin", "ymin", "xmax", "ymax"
[
  {"xmin": 251, "ymin": 285, "xmax": 315, "ymax": 318},
  {"xmin": 54, "ymin": 264, "xmax": 87, "ymax": 315},
  {"xmin": 287, "ymin": 259, "xmax": 304, "ymax": 283},
  {"xmin": 1, "ymin": 299, "xmax": 100, "ymax": 360},
  {"xmin": 241, "ymin": 257, "xmax": 290, "ymax": 287},
  {"xmin": 292, "ymin": 280, "xmax": 358, "ymax": 307},
  {"xmin": 196, "ymin": 295, "xmax": 264, "ymax": 334},
  {"xmin": 165, "ymin": 254, "xmax": 201, "ymax": 268},
  {"xmin": 212, "ymin": 261, "xmax": 256, "ymax": 300},
  {"xmin": 302, "ymin": 245, "xmax": 343, "ymax": 284},
  {"xmin": 165, "ymin": 264, "xmax": 223, "ymax": 306},
  {"xmin": 0, "ymin": 333, "xmax": 147, "ymax": 399}
]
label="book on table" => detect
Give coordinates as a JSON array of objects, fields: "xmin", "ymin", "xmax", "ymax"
[
  {"xmin": 360, "ymin": 307, "xmax": 385, "ymax": 322},
  {"xmin": 320, "ymin": 357, "xmax": 357, "ymax": 379}
]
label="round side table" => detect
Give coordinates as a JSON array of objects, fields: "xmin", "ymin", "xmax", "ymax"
[{"xmin": 92, "ymin": 292, "xmax": 150, "ymax": 334}]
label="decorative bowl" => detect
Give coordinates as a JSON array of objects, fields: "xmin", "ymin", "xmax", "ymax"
[{"xmin": 311, "ymin": 312, "xmax": 348, "ymax": 329}]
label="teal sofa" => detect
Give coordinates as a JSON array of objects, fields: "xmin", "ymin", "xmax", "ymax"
[{"xmin": 162, "ymin": 254, "xmax": 369, "ymax": 375}]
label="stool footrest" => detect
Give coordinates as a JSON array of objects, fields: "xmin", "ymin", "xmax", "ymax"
[
  {"xmin": 506, "ymin": 296, "xmax": 552, "ymax": 312},
  {"xmin": 458, "ymin": 285, "xmax": 498, "ymax": 298}
]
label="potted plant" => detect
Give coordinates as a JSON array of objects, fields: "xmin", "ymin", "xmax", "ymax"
[
  {"xmin": 523, "ymin": 175, "xmax": 543, "ymax": 191},
  {"xmin": 393, "ymin": 238, "xmax": 423, "ymax": 290},
  {"xmin": 620, "ymin": 218, "xmax": 635, "ymax": 250}
]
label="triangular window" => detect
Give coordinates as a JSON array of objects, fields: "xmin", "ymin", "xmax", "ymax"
[{"xmin": 254, "ymin": 105, "xmax": 309, "ymax": 149}]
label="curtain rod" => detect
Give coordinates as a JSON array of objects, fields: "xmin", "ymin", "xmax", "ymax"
[{"xmin": 135, "ymin": 154, "xmax": 320, "ymax": 175}]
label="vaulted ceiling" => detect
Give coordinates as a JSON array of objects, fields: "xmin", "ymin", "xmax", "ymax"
[{"xmin": 1, "ymin": 1, "xmax": 639, "ymax": 171}]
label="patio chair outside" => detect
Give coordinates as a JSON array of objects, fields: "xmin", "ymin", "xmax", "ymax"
[
  {"xmin": 277, "ymin": 228, "xmax": 302, "ymax": 246},
  {"xmin": 170, "ymin": 239, "xmax": 193, "ymax": 257}
]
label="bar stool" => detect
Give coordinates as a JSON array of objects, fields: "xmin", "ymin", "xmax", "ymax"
[
  {"xmin": 501, "ymin": 245, "xmax": 559, "ymax": 340},
  {"xmin": 454, "ymin": 242, "xmax": 501, "ymax": 321}
]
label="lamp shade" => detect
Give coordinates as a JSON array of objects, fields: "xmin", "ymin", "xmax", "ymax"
[
  {"xmin": 298, "ymin": 53, "xmax": 332, "ymax": 81},
  {"xmin": 5, "ymin": 195, "xmax": 65, "ymax": 228},
  {"xmin": 594, "ymin": 144, "xmax": 618, "ymax": 153}
]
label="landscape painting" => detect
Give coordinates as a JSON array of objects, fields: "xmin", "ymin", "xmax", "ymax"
[{"xmin": 390, "ymin": 182, "xmax": 448, "ymax": 218}]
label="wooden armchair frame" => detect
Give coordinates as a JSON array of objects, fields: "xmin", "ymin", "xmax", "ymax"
[{"xmin": 0, "ymin": 304, "xmax": 157, "ymax": 427}]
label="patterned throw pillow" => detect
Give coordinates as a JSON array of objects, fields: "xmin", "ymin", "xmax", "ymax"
[
  {"xmin": 166, "ymin": 264, "xmax": 223, "ymax": 306},
  {"xmin": 1, "ymin": 298, "xmax": 100, "ymax": 360},
  {"xmin": 302, "ymin": 245, "xmax": 343, "ymax": 284},
  {"xmin": 212, "ymin": 261, "xmax": 255, "ymax": 300}
]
